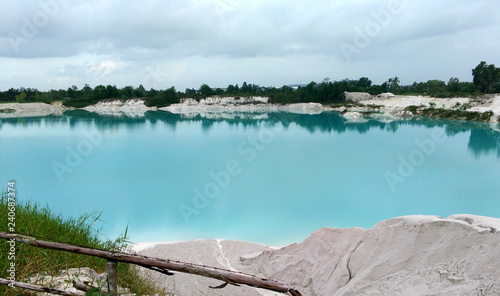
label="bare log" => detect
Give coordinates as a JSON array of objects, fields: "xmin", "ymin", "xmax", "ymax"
[
  {"xmin": 0, "ymin": 232, "xmax": 302, "ymax": 295},
  {"xmin": 0, "ymin": 277, "xmax": 85, "ymax": 296}
]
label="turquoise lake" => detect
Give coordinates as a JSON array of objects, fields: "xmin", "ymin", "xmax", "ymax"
[{"xmin": 1, "ymin": 111, "xmax": 500, "ymax": 246}]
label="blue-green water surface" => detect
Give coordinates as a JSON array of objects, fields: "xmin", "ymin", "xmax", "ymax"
[{"xmin": 1, "ymin": 111, "xmax": 499, "ymax": 246}]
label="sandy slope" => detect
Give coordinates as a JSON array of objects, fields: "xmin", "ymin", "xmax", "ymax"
[
  {"xmin": 0, "ymin": 102, "xmax": 62, "ymax": 118},
  {"xmin": 135, "ymin": 215, "xmax": 500, "ymax": 296}
]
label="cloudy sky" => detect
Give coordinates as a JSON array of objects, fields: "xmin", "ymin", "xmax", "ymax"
[{"xmin": 1, "ymin": 0, "xmax": 499, "ymax": 91}]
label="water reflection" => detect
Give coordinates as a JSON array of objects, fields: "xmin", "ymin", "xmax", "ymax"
[{"xmin": 1, "ymin": 110, "xmax": 500, "ymax": 158}]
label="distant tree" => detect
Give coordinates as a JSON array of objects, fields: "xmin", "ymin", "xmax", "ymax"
[
  {"xmin": 15, "ymin": 92, "xmax": 27, "ymax": 102},
  {"xmin": 92, "ymin": 85, "xmax": 107, "ymax": 100},
  {"xmin": 106, "ymin": 85, "xmax": 119, "ymax": 98},
  {"xmin": 67, "ymin": 87, "xmax": 75, "ymax": 99},
  {"xmin": 357, "ymin": 77, "xmax": 372, "ymax": 88},
  {"xmin": 121, "ymin": 86, "xmax": 134, "ymax": 99},
  {"xmin": 135, "ymin": 84, "xmax": 147, "ymax": 97},
  {"xmin": 161, "ymin": 87, "xmax": 179, "ymax": 105},
  {"xmin": 241, "ymin": 81, "xmax": 249, "ymax": 93},
  {"xmin": 148, "ymin": 88, "xmax": 157, "ymax": 98},
  {"xmin": 447, "ymin": 77, "xmax": 460, "ymax": 93},
  {"xmin": 426, "ymin": 80, "xmax": 447, "ymax": 95},
  {"xmin": 145, "ymin": 86, "xmax": 179, "ymax": 107},
  {"xmin": 281, "ymin": 85, "xmax": 293, "ymax": 93},
  {"xmin": 199, "ymin": 84, "xmax": 213, "ymax": 97},
  {"xmin": 82, "ymin": 84, "xmax": 92, "ymax": 93},
  {"xmin": 386, "ymin": 76, "xmax": 400, "ymax": 92},
  {"xmin": 5, "ymin": 88, "xmax": 19, "ymax": 102},
  {"xmin": 472, "ymin": 61, "xmax": 500, "ymax": 93},
  {"xmin": 185, "ymin": 88, "xmax": 197, "ymax": 96},
  {"xmin": 317, "ymin": 81, "xmax": 333, "ymax": 103},
  {"xmin": 47, "ymin": 89, "xmax": 65, "ymax": 101},
  {"xmin": 226, "ymin": 84, "xmax": 236, "ymax": 94},
  {"xmin": 298, "ymin": 81, "xmax": 317, "ymax": 102},
  {"xmin": 458, "ymin": 82, "xmax": 475, "ymax": 94},
  {"xmin": 214, "ymin": 88, "xmax": 225, "ymax": 95}
]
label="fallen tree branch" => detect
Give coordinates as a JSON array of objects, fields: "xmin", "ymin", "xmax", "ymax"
[
  {"xmin": 0, "ymin": 277, "xmax": 85, "ymax": 296},
  {"xmin": 0, "ymin": 232, "xmax": 302, "ymax": 296}
]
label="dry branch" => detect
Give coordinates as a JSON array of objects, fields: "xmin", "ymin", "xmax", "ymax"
[
  {"xmin": 0, "ymin": 277, "xmax": 85, "ymax": 296},
  {"xmin": 0, "ymin": 232, "xmax": 302, "ymax": 296}
]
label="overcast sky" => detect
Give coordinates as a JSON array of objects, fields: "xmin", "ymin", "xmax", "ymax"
[{"xmin": 1, "ymin": 0, "xmax": 499, "ymax": 91}]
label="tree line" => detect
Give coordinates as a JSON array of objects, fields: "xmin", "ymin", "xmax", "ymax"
[{"xmin": 1, "ymin": 61, "xmax": 499, "ymax": 108}]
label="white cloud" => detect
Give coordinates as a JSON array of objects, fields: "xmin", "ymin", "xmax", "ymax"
[{"xmin": 1, "ymin": 0, "xmax": 499, "ymax": 90}]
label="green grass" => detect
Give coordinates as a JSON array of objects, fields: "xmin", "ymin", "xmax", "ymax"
[{"xmin": 0, "ymin": 193, "xmax": 165, "ymax": 296}]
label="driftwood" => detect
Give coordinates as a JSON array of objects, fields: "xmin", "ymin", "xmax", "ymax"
[
  {"xmin": 0, "ymin": 277, "xmax": 85, "ymax": 296},
  {"xmin": 0, "ymin": 231, "xmax": 302, "ymax": 296}
]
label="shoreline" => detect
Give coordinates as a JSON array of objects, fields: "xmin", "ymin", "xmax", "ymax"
[{"xmin": 1, "ymin": 93, "xmax": 499, "ymax": 124}]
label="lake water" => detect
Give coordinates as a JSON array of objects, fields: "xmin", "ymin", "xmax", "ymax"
[{"xmin": 1, "ymin": 111, "xmax": 499, "ymax": 246}]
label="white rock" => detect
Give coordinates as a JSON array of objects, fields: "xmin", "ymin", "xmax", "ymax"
[
  {"xmin": 341, "ymin": 111, "xmax": 367, "ymax": 122},
  {"xmin": 344, "ymin": 92, "xmax": 373, "ymax": 102}
]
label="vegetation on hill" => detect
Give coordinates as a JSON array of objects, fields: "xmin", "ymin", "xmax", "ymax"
[
  {"xmin": 405, "ymin": 105, "xmax": 495, "ymax": 122},
  {"xmin": 0, "ymin": 61, "xmax": 499, "ymax": 108},
  {"xmin": 0, "ymin": 193, "xmax": 165, "ymax": 296}
]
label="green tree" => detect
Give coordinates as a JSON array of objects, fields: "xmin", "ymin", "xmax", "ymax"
[
  {"xmin": 121, "ymin": 86, "xmax": 134, "ymax": 99},
  {"xmin": 472, "ymin": 61, "xmax": 500, "ymax": 93},
  {"xmin": 162, "ymin": 86, "xmax": 179, "ymax": 105},
  {"xmin": 92, "ymin": 85, "xmax": 107, "ymax": 100},
  {"xmin": 135, "ymin": 85, "xmax": 147, "ymax": 97},
  {"xmin": 386, "ymin": 76, "xmax": 400, "ymax": 92},
  {"xmin": 67, "ymin": 87, "xmax": 75, "ymax": 99},
  {"xmin": 106, "ymin": 85, "xmax": 119, "ymax": 98},
  {"xmin": 447, "ymin": 77, "xmax": 460, "ymax": 93},
  {"xmin": 226, "ymin": 84, "xmax": 236, "ymax": 94},
  {"xmin": 426, "ymin": 80, "xmax": 447, "ymax": 95},
  {"xmin": 199, "ymin": 84, "xmax": 213, "ymax": 97},
  {"xmin": 357, "ymin": 77, "xmax": 372, "ymax": 88},
  {"xmin": 15, "ymin": 92, "xmax": 27, "ymax": 102},
  {"xmin": 82, "ymin": 83, "xmax": 92, "ymax": 93},
  {"xmin": 185, "ymin": 88, "xmax": 197, "ymax": 96}
]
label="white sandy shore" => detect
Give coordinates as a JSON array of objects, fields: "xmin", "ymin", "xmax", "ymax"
[
  {"xmin": 0, "ymin": 98, "xmax": 329, "ymax": 118},
  {"xmin": 0, "ymin": 102, "xmax": 64, "ymax": 118},
  {"xmin": 133, "ymin": 214, "xmax": 500, "ymax": 296},
  {"xmin": 1, "ymin": 95, "xmax": 500, "ymax": 125}
]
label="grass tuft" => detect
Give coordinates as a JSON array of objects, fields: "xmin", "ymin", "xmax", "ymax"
[{"xmin": 0, "ymin": 192, "xmax": 165, "ymax": 295}]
